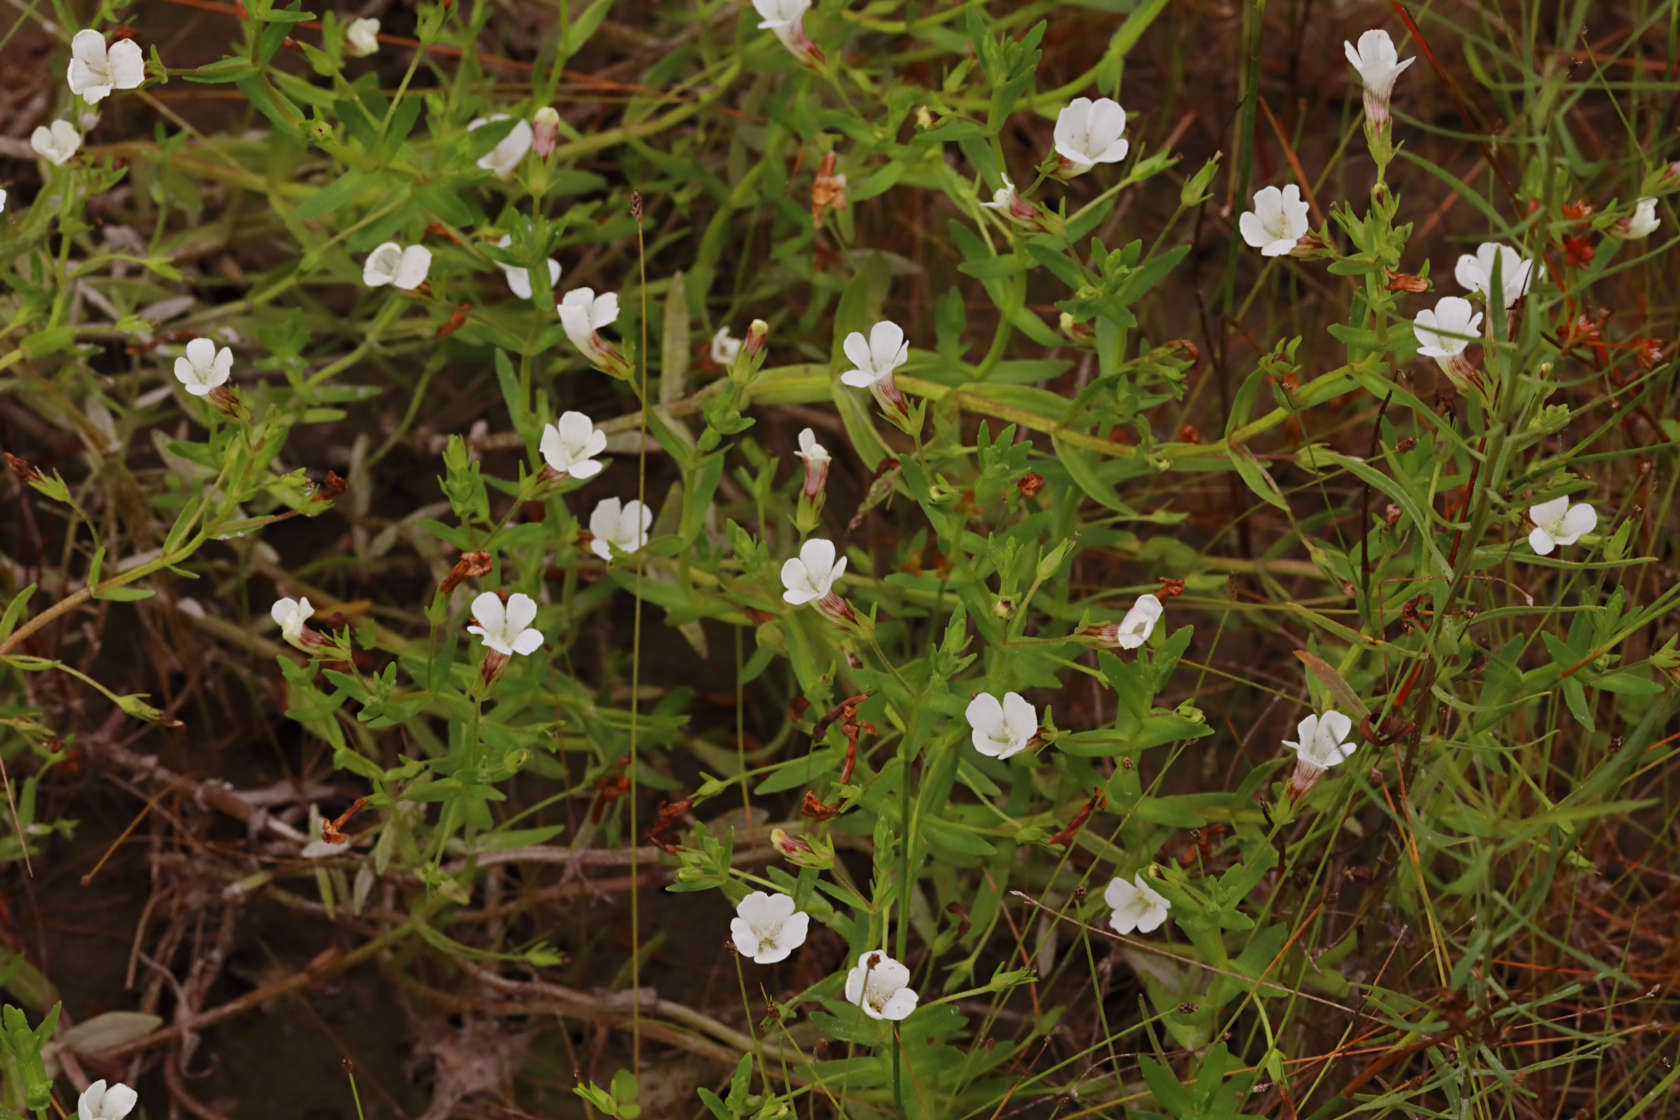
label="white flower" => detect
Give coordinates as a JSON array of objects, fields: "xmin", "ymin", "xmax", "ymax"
[
  {"xmin": 839, "ymin": 320, "xmax": 909, "ymax": 390},
  {"xmin": 844, "ymin": 951, "xmax": 918, "ymax": 1021},
  {"xmin": 711, "ymin": 326, "xmax": 742, "ymax": 366},
  {"xmin": 558, "ymin": 287, "xmax": 621, "ymax": 367},
  {"xmin": 1412, "ymin": 295, "xmax": 1484, "ymax": 394},
  {"xmin": 345, "ymin": 17, "xmax": 380, "ymax": 57},
  {"xmin": 1283, "ymin": 710, "xmax": 1359, "ymax": 769},
  {"xmin": 1413, "ymin": 295, "xmax": 1482, "ymax": 358},
  {"xmin": 363, "ymin": 242, "xmax": 432, "ymax": 290},
  {"xmin": 796, "ymin": 427, "xmax": 830, "ymax": 465},
  {"xmin": 1527, "ymin": 496, "xmax": 1596, "ymax": 555},
  {"xmin": 588, "ymin": 497, "xmax": 651, "ymax": 561},
  {"xmin": 271, "ymin": 596, "xmax": 314, "ymax": 642},
  {"xmin": 795, "ymin": 428, "xmax": 830, "ymax": 498},
  {"xmin": 979, "ymin": 173, "xmax": 1041, "ymax": 229},
  {"xmin": 1343, "ymin": 29, "xmax": 1413, "ymax": 127},
  {"xmin": 980, "ymin": 175, "xmax": 1018, "ymax": 212},
  {"xmin": 467, "ymin": 591, "xmax": 544, "ymax": 656},
  {"xmin": 539, "ymin": 410, "xmax": 607, "ymax": 479},
  {"xmin": 1114, "ymin": 593, "xmax": 1163, "ymax": 650},
  {"xmin": 1053, "ymin": 97, "xmax": 1130, "ymax": 176},
  {"xmin": 1281, "ymin": 711, "xmax": 1359, "ymax": 801},
  {"xmin": 1105, "ymin": 873, "xmax": 1170, "ymax": 935},
  {"xmin": 30, "ymin": 120, "xmax": 81, "ymax": 166},
  {"xmin": 753, "ymin": 0, "xmax": 809, "ymax": 42},
  {"xmin": 469, "ymin": 114, "xmax": 534, "ymax": 178},
  {"xmin": 964, "ymin": 691, "xmax": 1037, "ymax": 760},
  {"xmin": 172, "ymin": 337, "xmax": 233, "ymax": 396},
  {"xmin": 780, "ymin": 538, "xmax": 846, "ymax": 605},
  {"xmin": 78, "ymin": 1080, "xmax": 138, "ymax": 1120},
  {"xmin": 1239, "ymin": 185, "xmax": 1311, "ymax": 257},
  {"xmin": 1616, "ymin": 197, "xmax": 1660, "ymax": 239},
  {"xmin": 1, "ymin": 188, "xmax": 7, "ymax": 213},
  {"xmin": 492, "ymin": 235, "xmax": 561, "ymax": 300},
  {"xmin": 753, "ymin": 0, "xmax": 820, "ymax": 64},
  {"xmin": 1454, "ymin": 242, "xmax": 1534, "ymax": 308},
  {"xmin": 68, "ymin": 29, "xmax": 145, "ymax": 104},
  {"xmin": 730, "ymin": 891, "xmax": 810, "ymax": 964}
]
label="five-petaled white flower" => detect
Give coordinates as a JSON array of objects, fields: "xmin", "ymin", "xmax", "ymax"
[
  {"xmin": 1239, "ymin": 185, "xmax": 1311, "ymax": 257},
  {"xmin": 467, "ymin": 591, "xmax": 544, "ymax": 656},
  {"xmin": 558, "ymin": 287, "xmax": 622, "ymax": 369},
  {"xmin": 1114, "ymin": 593, "xmax": 1163, "ymax": 650},
  {"xmin": 1454, "ymin": 242, "xmax": 1534, "ymax": 308},
  {"xmin": 30, "ymin": 120, "xmax": 81, "ymax": 166},
  {"xmin": 469, "ymin": 114, "xmax": 534, "ymax": 178},
  {"xmin": 78, "ymin": 1080, "xmax": 138, "ymax": 1120},
  {"xmin": 68, "ymin": 29, "xmax": 145, "ymax": 104},
  {"xmin": 363, "ymin": 242, "xmax": 432, "ymax": 290},
  {"xmin": 1527, "ymin": 496, "xmax": 1596, "ymax": 555},
  {"xmin": 840, "ymin": 319, "xmax": 909, "ymax": 388},
  {"xmin": 964, "ymin": 691, "xmax": 1038, "ymax": 760},
  {"xmin": 780, "ymin": 538, "xmax": 847, "ymax": 606},
  {"xmin": 730, "ymin": 891, "xmax": 810, "ymax": 964},
  {"xmin": 753, "ymin": 0, "xmax": 821, "ymax": 65},
  {"xmin": 0, "ymin": 188, "xmax": 7, "ymax": 213},
  {"xmin": 1282, "ymin": 710, "xmax": 1358, "ymax": 798},
  {"xmin": 839, "ymin": 320, "xmax": 910, "ymax": 413},
  {"xmin": 271, "ymin": 596, "xmax": 314, "ymax": 642},
  {"xmin": 711, "ymin": 326, "xmax": 742, "ymax": 366},
  {"xmin": 345, "ymin": 17, "xmax": 380, "ymax": 57},
  {"xmin": 1053, "ymin": 97, "xmax": 1130, "ymax": 176},
  {"xmin": 844, "ymin": 951, "xmax": 918, "ymax": 1021},
  {"xmin": 1343, "ymin": 29, "xmax": 1413, "ymax": 127},
  {"xmin": 1413, "ymin": 295, "xmax": 1483, "ymax": 394},
  {"xmin": 1616, "ymin": 197, "xmax": 1660, "ymax": 239},
  {"xmin": 1413, "ymin": 295, "xmax": 1481, "ymax": 356},
  {"xmin": 1105, "ymin": 873, "xmax": 1170, "ymax": 935},
  {"xmin": 173, "ymin": 337, "xmax": 233, "ymax": 396},
  {"xmin": 493, "ymin": 234, "xmax": 561, "ymax": 300},
  {"xmin": 588, "ymin": 497, "xmax": 651, "ymax": 562},
  {"xmin": 539, "ymin": 410, "xmax": 607, "ymax": 479}
]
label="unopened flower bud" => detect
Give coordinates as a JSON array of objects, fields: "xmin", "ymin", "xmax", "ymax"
[
  {"xmin": 532, "ymin": 106, "xmax": 560, "ymax": 157},
  {"xmin": 1059, "ymin": 312, "xmax": 1095, "ymax": 345},
  {"xmin": 770, "ymin": 827, "xmax": 834, "ymax": 868},
  {"xmin": 1180, "ymin": 155, "xmax": 1220, "ymax": 206},
  {"xmin": 745, "ymin": 319, "xmax": 768, "ymax": 357}
]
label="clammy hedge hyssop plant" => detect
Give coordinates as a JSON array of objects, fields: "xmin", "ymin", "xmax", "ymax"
[{"xmin": 3, "ymin": 1, "xmax": 1678, "ymax": 1117}]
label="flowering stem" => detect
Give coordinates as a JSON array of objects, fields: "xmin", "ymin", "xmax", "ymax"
[
  {"xmin": 628, "ymin": 191, "xmax": 650, "ymax": 1081},
  {"xmin": 0, "ymin": 537, "xmax": 205, "ymax": 657}
]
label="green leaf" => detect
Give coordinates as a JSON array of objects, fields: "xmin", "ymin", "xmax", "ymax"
[
  {"xmin": 181, "ymin": 56, "xmax": 260, "ymax": 83},
  {"xmin": 661, "ymin": 270, "xmax": 690, "ymax": 406},
  {"xmin": 294, "ymin": 168, "xmax": 376, "ymax": 222}
]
